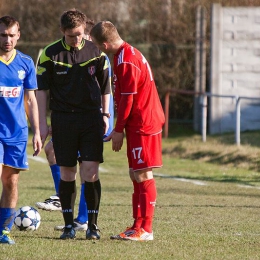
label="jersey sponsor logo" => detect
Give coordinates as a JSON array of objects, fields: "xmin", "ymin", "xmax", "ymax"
[
  {"xmin": 88, "ymin": 66, "xmax": 95, "ymax": 75},
  {"xmin": 0, "ymin": 86, "xmax": 21, "ymax": 97},
  {"xmin": 18, "ymin": 70, "xmax": 25, "ymax": 80}
]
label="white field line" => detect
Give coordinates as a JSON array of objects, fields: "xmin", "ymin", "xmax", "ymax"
[
  {"xmin": 154, "ymin": 173, "xmax": 260, "ymax": 190},
  {"xmin": 27, "ymin": 155, "xmax": 108, "ymax": 172},
  {"xmin": 27, "ymin": 155, "xmax": 47, "ymax": 163},
  {"xmin": 28, "ymin": 157, "xmax": 260, "ymax": 189},
  {"xmin": 154, "ymin": 173, "xmax": 207, "ymax": 186},
  {"xmin": 237, "ymin": 184, "xmax": 260, "ymax": 190}
]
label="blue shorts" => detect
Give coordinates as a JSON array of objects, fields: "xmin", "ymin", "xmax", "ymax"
[{"xmin": 0, "ymin": 140, "xmax": 28, "ymax": 170}]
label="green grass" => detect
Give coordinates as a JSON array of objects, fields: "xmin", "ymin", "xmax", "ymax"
[{"xmin": 1, "ymin": 125, "xmax": 260, "ymax": 260}]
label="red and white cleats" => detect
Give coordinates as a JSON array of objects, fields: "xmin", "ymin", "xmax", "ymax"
[
  {"xmin": 110, "ymin": 227, "xmax": 135, "ymax": 240},
  {"xmin": 123, "ymin": 228, "xmax": 153, "ymax": 241}
]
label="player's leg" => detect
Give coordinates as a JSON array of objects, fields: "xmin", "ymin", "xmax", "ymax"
[
  {"xmin": 51, "ymin": 112, "xmax": 79, "ymax": 240},
  {"xmin": 80, "ymin": 111, "xmax": 103, "ymax": 240},
  {"xmin": 81, "ymin": 161, "xmax": 101, "ymax": 240},
  {"xmin": 110, "ymin": 168, "xmax": 142, "ymax": 240},
  {"xmin": 123, "ymin": 133, "xmax": 162, "ymax": 241},
  {"xmin": 124, "ymin": 168, "xmax": 156, "ymax": 241},
  {"xmin": 35, "ymin": 139, "xmax": 61, "ymax": 211},
  {"xmin": 46, "ymin": 140, "xmax": 60, "ymax": 195},
  {"xmin": 0, "ymin": 141, "xmax": 28, "ymax": 244},
  {"xmin": 0, "ymin": 166, "xmax": 19, "ymax": 245},
  {"xmin": 73, "ymin": 168, "xmax": 88, "ymax": 231}
]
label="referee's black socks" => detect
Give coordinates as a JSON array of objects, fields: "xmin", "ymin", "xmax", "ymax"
[
  {"xmin": 84, "ymin": 180, "xmax": 101, "ymax": 227},
  {"xmin": 59, "ymin": 179, "xmax": 75, "ymax": 227}
]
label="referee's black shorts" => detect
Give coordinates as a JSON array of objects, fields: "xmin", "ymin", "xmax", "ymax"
[{"xmin": 51, "ymin": 110, "xmax": 104, "ymax": 167}]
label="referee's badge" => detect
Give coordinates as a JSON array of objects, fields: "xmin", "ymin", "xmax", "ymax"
[{"xmin": 88, "ymin": 66, "xmax": 95, "ymax": 75}]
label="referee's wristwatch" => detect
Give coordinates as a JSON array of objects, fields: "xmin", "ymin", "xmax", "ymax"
[{"xmin": 102, "ymin": 112, "xmax": 111, "ymax": 118}]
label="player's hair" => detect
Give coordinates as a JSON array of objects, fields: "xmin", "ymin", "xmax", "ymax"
[
  {"xmin": 0, "ymin": 16, "xmax": 20, "ymax": 31},
  {"xmin": 60, "ymin": 8, "xmax": 87, "ymax": 31},
  {"xmin": 90, "ymin": 21, "xmax": 121, "ymax": 44},
  {"xmin": 85, "ymin": 19, "xmax": 95, "ymax": 34}
]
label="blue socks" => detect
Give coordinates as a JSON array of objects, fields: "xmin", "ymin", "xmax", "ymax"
[
  {"xmin": 0, "ymin": 208, "xmax": 16, "ymax": 232},
  {"xmin": 50, "ymin": 164, "xmax": 60, "ymax": 195},
  {"xmin": 76, "ymin": 184, "xmax": 88, "ymax": 223}
]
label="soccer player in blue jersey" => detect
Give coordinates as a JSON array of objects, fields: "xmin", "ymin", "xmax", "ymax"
[{"xmin": 0, "ymin": 16, "xmax": 42, "ymax": 244}]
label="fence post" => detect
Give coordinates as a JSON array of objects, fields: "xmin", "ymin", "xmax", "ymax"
[
  {"xmin": 201, "ymin": 94, "xmax": 207, "ymax": 142},
  {"xmin": 164, "ymin": 91, "xmax": 170, "ymax": 138},
  {"xmin": 235, "ymin": 97, "xmax": 241, "ymax": 146}
]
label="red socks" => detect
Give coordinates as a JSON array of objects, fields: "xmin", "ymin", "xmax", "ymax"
[
  {"xmin": 132, "ymin": 181, "xmax": 142, "ymax": 229},
  {"xmin": 131, "ymin": 179, "xmax": 157, "ymax": 233}
]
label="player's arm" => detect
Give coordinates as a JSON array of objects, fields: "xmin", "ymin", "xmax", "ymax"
[
  {"xmin": 102, "ymin": 93, "xmax": 110, "ymax": 135},
  {"xmin": 24, "ymin": 89, "xmax": 42, "ymax": 156},
  {"xmin": 97, "ymin": 53, "xmax": 112, "ymax": 135},
  {"xmin": 35, "ymin": 90, "xmax": 49, "ymax": 146},
  {"xmin": 36, "ymin": 47, "xmax": 52, "ymax": 146},
  {"xmin": 109, "ymin": 94, "xmax": 133, "ymax": 152}
]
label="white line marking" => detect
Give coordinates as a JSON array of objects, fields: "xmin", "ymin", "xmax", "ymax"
[
  {"xmin": 154, "ymin": 173, "xmax": 208, "ymax": 186},
  {"xmin": 28, "ymin": 155, "xmax": 108, "ymax": 172},
  {"xmin": 237, "ymin": 184, "xmax": 260, "ymax": 190},
  {"xmin": 28, "ymin": 155, "xmax": 48, "ymax": 163}
]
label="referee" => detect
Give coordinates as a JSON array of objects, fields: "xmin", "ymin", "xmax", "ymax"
[{"xmin": 36, "ymin": 9, "xmax": 111, "ymax": 240}]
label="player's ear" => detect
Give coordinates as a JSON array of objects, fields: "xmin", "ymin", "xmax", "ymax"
[{"xmin": 103, "ymin": 42, "xmax": 109, "ymax": 50}]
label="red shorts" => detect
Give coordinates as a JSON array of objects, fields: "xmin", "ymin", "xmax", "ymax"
[{"xmin": 126, "ymin": 131, "xmax": 163, "ymax": 171}]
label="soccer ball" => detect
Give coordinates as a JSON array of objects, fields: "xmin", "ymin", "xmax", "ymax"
[{"xmin": 14, "ymin": 206, "xmax": 41, "ymax": 231}]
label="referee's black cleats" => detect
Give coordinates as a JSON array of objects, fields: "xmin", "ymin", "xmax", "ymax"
[
  {"xmin": 86, "ymin": 224, "xmax": 100, "ymax": 240},
  {"xmin": 60, "ymin": 226, "xmax": 76, "ymax": 240}
]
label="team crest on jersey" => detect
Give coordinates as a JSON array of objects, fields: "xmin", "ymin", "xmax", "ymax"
[
  {"xmin": 88, "ymin": 66, "xmax": 95, "ymax": 75},
  {"xmin": 18, "ymin": 70, "xmax": 25, "ymax": 80}
]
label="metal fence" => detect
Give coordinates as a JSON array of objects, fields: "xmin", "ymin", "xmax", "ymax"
[{"xmin": 164, "ymin": 89, "xmax": 260, "ymax": 146}]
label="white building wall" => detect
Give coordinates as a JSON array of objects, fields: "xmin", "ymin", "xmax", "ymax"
[{"xmin": 210, "ymin": 4, "xmax": 260, "ymax": 134}]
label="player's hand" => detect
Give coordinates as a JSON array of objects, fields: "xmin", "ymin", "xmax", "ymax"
[
  {"xmin": 32, "ymin": 133, "xmax": 42, "ymax": 156},
  {"xmin": 110, "ymin": 130, "xmax": 124, "ymax": 152},
  {"xmin": 40, "ymin": 123, "xmax": 49, "ymax": 147},
  {"xmin": 103, "ymin": 116, "xmax": 109, "ymax": 136}
]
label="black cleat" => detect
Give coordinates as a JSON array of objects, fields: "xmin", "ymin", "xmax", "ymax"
[
  {"xmin": 60, "ymin": 226, "xmax": 76, "ymax": 240},
  {"xmin": 86, "ymin": 224, "xmax": 100, "ymax": 240}
]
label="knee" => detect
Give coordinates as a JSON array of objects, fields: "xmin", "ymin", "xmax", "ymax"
[
  {"xmin": 2, "ymin": 171, "xmax": 19, "ymax": 190},
  {"xmin": 45, "ymin": 142, "xmax": 56, "ymax": 165}
]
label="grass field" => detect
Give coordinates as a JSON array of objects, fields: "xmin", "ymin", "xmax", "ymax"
[{"xmin": 1, "ymin": 124, "xmax": 260, "ymax": 260}]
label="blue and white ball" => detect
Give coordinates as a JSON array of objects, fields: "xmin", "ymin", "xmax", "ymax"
[{"xmin": 14, "ymin": 206, "xmax": 41, "ymax": 231}]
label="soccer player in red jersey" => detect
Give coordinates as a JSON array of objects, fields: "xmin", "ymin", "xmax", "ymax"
[{"xmin": 90, "ymin": 21, "xmax": 165, "ymax": 241}]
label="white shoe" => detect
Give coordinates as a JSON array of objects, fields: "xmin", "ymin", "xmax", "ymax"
[
  {"xmin": 35, "ymin": 195, "xmax": 62, "ymax": 211},
  {"xmin": 54, "ymin": 219, "xmax": 88, "ymax": 232}
]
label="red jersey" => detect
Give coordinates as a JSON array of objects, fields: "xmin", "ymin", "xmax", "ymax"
[{"xmin": 113, "ymin": 42, "xmax": 165, "ymax": 135}]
